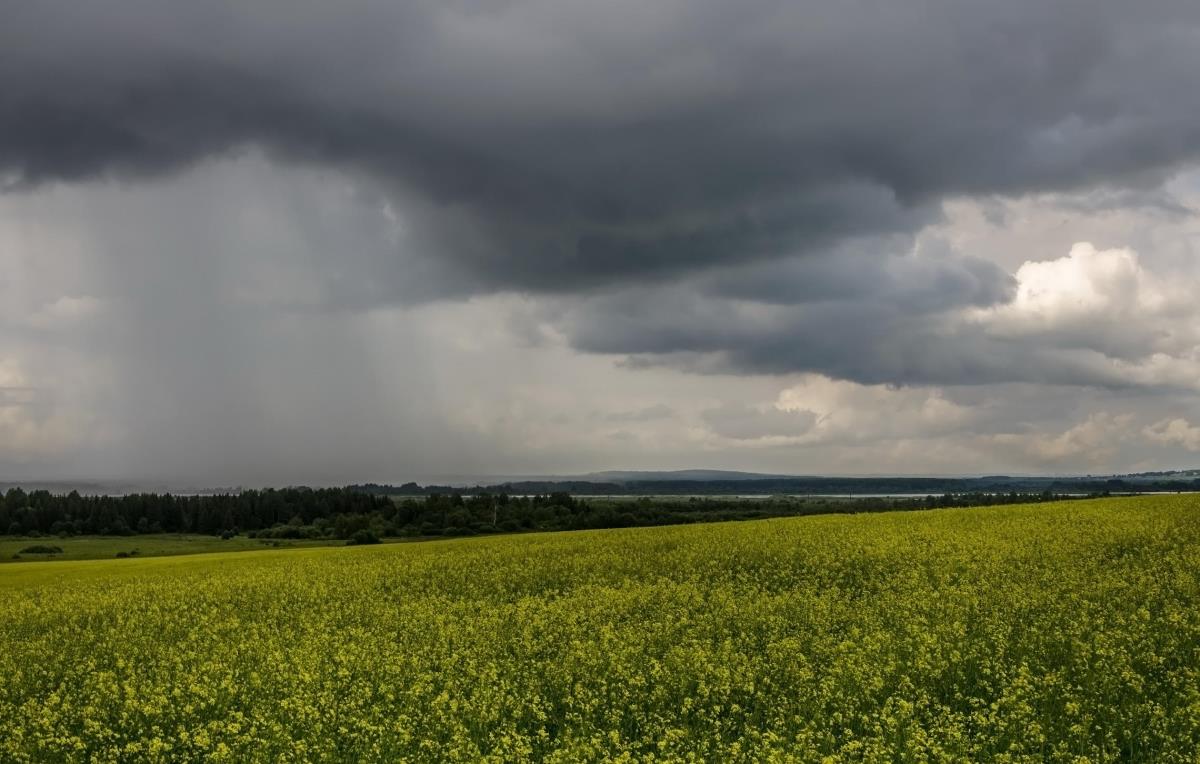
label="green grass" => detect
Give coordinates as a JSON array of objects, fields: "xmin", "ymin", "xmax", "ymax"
[
  {"xmin": 3, "ymin": 496, "xmax": 1199, "ymax": 761},
  {"xmin": 0, "ymin": 534, "xmax": 345, "ymax": 565}
]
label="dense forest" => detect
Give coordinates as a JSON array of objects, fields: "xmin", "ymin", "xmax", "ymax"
[{"xmin": 0, "ymin": 486, "xmax": 1096, "ymax": 541}]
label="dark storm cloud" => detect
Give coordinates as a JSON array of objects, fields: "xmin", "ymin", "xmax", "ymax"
[
  {"xmin": 555, "ymin": 255, "xmax": 1194, "ymax": 391},
  {"xmin": 7, "ymin": 0, "xmax": 1200, "ymax": 406},
  {"xmin": 5, "ymin": 0, "xmax": 1200, "ymax": 298},
  {"xmin": 699, "ymin": 237, "xmax": 1015, "ymax": 311},
  {"xmin": 1047, "ymin": 188, "xmax": 1197, "ymax": 219}
]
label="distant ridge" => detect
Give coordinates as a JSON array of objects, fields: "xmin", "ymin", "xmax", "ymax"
[
  {"xmin": 353, "ymin": 468, "xmax": 1200, "ymax": 498},
  {"xmin": 580, "ymin": 469, "xmax": 800, "ymax": 483},
  {"xmin": 7, "ymin": 468, "xmax": 1198, "ymax": 498}
]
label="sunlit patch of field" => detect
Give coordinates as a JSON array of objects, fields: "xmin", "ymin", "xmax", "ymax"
[{"xmin": 2, "ymin": 497, "xmax": 1198, "ymax": 761}]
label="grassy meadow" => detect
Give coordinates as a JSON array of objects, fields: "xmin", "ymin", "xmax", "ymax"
[
  {"xmin": 0, "ymin": 534, "xmax": 348, "ymax": 565},
  {"xmin": 2, "ymin": 496, "xmax": 1199, "ymax": 761}
]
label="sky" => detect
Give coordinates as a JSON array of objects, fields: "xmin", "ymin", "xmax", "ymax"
[{"xmin": 2, "ymin": 0, "xmax": 1200, "ymax": 485}]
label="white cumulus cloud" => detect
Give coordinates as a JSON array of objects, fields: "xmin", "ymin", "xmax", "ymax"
[{"xmin": 1144, "ymin": 418, "xmax": 1200, "ymax": 451}]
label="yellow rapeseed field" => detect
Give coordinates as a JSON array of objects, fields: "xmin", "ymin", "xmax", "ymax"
[{"xmin": 2, "ymin": 496, "xmax": 1199, "ymax": 762}]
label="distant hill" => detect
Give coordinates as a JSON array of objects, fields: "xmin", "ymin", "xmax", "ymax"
[
  {"xmin": 353, "ymin": 469, "xmax": 1200, "ymax": 497},
  {"xmin": 1111, "ymin": 469, "xmax": 1200, "ymax": 481},
  {"xmin": 581, "ymin": 469, "xmax": 800, "ymax": 483}
]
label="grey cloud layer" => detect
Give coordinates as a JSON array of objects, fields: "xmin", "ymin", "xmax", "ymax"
[
  {"xmin": 4, "ymin": 0, "xmax": 1200, "ymax": 475},
  {"xmin": 5, "ymin": 0, "xmax": 1200, "ymax": 299}
]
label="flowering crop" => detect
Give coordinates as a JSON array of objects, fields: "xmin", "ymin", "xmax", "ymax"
[{"xmin": 2, "ymin": 496, "xmax": 1199, "ymax": 761}]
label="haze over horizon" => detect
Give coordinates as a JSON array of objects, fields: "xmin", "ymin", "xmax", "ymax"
[{"xmin": 4, "ymin": 1, "xmax": 1200, "ymax": 485}]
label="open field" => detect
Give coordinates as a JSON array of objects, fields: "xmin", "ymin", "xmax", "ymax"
[
  {"xmin": 3, "ymin": 496, "xmax": 1199, "ymax": 761},
  {"xmin": 0, "ymin": 534, "xmax": 347, "ymax": 564}
]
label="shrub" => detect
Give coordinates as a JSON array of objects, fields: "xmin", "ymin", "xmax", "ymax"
[
  {"xmin": 18, "ymin": 545, "xmax": 62, "ymax": 555},
  {"xmin": 346, "ymin": 529, "xmax": 381, "ymax": 546}
]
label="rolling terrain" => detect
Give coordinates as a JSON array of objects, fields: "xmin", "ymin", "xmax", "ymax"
[{"xmin": 3, "ymin": 496, "xmax": 1199, "ymax": 761}]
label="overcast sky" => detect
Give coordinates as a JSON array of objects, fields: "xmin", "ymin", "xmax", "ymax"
[{"xmin": 3, "ymin": 0, "xmax": 1200, "ymax": 484}]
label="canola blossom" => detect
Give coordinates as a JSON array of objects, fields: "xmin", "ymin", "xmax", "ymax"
[{"xmin": 2, "ymin": 496, "xmax": 1199, "ymax": 761}]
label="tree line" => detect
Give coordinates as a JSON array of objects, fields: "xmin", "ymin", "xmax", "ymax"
[{"xmin": 0, "ymin": 485, "xmax": 1099, "ymax": 541}]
